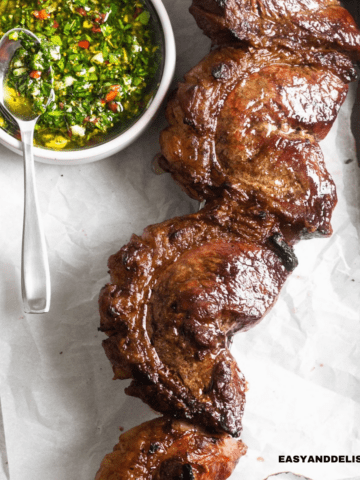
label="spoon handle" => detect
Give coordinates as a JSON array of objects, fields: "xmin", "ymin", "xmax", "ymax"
[{"xmin": 20, "ymin": 125, "xmax": 51, "ymax": 314}]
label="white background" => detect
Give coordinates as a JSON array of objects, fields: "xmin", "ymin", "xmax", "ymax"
[{"xmin": 0, "ymin": 1, "xmax": 360, "ymax": 479}]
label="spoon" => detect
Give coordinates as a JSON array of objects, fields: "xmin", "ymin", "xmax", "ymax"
[{"xmin": 0, "ymin": 28, "xmax": 53, "ymax": 314}]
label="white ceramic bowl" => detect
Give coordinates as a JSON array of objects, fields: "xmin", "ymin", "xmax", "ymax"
[{"xmin": 0, "ymin": 0, "xmax": 176, "ymax": 165}]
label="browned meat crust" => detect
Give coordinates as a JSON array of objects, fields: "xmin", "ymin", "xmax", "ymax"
[
  {"xmin": 97, "ymin": 1, "xmax": 360, "ymax": 477},
  {"xmin": 98, "ymin": 37, "xmax": 359, "ymax": 441},
  {"xmin": 99, "ymin": 198, "xmax": 295, "ymax": 436},
  {"xmin": 190, "ymin": 0, "xmax": 360, "ymax": 60},
  {"xmin": 95, "ymin": 417, "xmax": 247, "ymax": 480},
  {"xmin": 159, "ymin": 46, "xmax": 348, "ymax": 240}
]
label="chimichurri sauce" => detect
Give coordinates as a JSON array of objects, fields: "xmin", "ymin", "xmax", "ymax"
[
  {"xmin": 0, "ymin": 0, "xmax": 160, "ymax": 149},
  {"xmin": 5, "ymin": 31, "xmax": 53, "ymax": 119}
]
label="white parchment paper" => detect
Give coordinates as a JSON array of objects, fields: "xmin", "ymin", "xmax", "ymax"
[{"xmin": 0, "ymin": 1, "xmax": 359, "ymax": 479}]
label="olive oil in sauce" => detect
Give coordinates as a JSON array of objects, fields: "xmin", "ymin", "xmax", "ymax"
[{"xmin": 0, "ymin": 0, "xmax": 160, "ymax": 149}]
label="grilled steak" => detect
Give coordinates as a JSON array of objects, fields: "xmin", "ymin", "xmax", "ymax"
[
  {"xmin": 190, "ymin": 0, "xmax": 360, "ymax": 60},
  {"xmin": 97, "ymin": 1, "xmax": 360, "ymax": 478},
  {"xmin": 95, "ymin": 417, "xmax": 247, "ymax": 480}
]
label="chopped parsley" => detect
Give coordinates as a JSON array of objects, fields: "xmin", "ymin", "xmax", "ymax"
[
  {"xmin": 5, "ymin": 31, "xmax": 53, "ymax": 119},
  {"xmin": 0, "ymin": 0, "xmax": 160, "ymax": 149}
]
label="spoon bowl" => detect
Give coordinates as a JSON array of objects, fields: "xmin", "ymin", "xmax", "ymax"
[{"xmin": 0, "ymin": 28, "xmax": 53, "ymax": 314}]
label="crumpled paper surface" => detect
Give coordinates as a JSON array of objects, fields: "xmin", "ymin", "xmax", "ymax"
[{"xmin": 0, "ymin": 1, "xmax": 359, "ymax": 479}]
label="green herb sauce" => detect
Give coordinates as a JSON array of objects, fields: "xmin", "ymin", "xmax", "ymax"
[
  {"xmin": 5, "ymin": 31, "xmax": 53, "ymax": 119},
  {"xmin": 0, "ymin": 0, "xmax": 160, "ymax": 149}
]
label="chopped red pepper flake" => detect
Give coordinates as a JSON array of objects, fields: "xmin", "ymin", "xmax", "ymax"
[
  {"xmin": 105, "ymin": 91, "xmax": 117, "ymax": 102},
  {"xmin": 105, "ymin": 85, "xmax": 121, "ymax": 103},
  {"xmin": 32, "ymin": 9, "xmax": 50, "ymax": 19},
  {"xmin": 76, "ymin": 7, "xmax": 87, "ymax": 16},
  {"xmin": 108, "ymin": 102, "xmax": 118, "ymax": 113},
  {"xmin": 78, "ymin": 40, "xmax": 90, "ymax": 49},
  {"xmin": 67, "ymin": 129, "xmax": 72, "ymax": 138},
  {"xmin": 100, "ymin": 99, "xmax": 106, "ymax": 105},
  {"xmin": 52, "ymin": 20, "xmax": 59, "ymax": 28},
  {"xmin": 29, "ymin": 70, "xmax": 42, "ymax": 79},
  {"xmin": 59, "ymin": 102, "xmax": 64, "ymax": 110},
  {"xmin": 91, "ymin": 26, "xmax": 102, "ymax": 33},
  {"xmin": 94, "ymin": 13, "xmax": 106, "ymax": 24},
  {"xmin": 133, "ymin": 7, "xmax": 143, "ymax": 18}
]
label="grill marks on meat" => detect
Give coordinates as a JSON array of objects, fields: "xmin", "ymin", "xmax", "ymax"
[
  {"xmin": 190, "ymin": 0, "xmax": 360, "ymax": 60},
  {"xmin": 94, "ymin": 417, "xmax": 247, "ymax": 480},
  {"xmin": 99, "ymin": 202, "xmax": 292, "ymax": 436}
]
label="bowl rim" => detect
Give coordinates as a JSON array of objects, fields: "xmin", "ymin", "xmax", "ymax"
[{"xmin": 0, "ymin": 0, "xmax": 176, "ymax": 164}]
